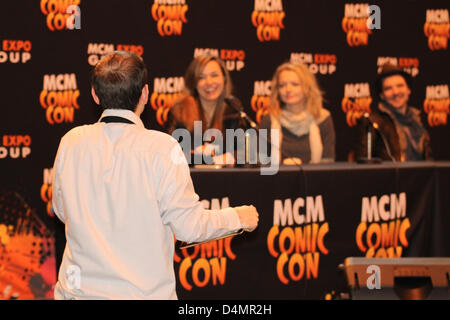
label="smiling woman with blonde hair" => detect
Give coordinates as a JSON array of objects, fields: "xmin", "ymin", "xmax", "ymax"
[{"xmin": 260, "ymin": 62, "xmax": 336, "ymax": 164}]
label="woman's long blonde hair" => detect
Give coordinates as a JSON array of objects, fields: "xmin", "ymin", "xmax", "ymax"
[
  {"xmin": 270, "ymin": 62, "xmax": 324, "ymax": 119},
  {"xmin": 171, "ymin": 54, "xmax": 232, "ymax": 132}
]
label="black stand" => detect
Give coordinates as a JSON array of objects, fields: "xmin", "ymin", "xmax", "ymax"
[
  {"xmin": 357, "ymin": 157, "xmax": 382, "ymax": 164},
  {"xmin": 357, "ymin": 127, "xmax": 382, "ymax": 164}
]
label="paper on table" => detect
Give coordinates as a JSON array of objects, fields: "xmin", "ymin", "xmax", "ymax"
[{"xmin": 178, "ymin": 229, "xmax": 244, "ymax": 249}]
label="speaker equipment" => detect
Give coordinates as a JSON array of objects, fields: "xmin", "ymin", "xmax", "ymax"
[{"xmin": 342, "ymin": 257, "xmax": 450, "ymax": 300}]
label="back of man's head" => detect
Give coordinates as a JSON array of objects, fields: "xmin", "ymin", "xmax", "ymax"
[{"xmin": 91, "ymin": 51, "xmax": 148, "ymax": 111}]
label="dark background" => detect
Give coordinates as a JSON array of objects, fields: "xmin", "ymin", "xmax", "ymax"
[{"xmin": 0, "ymin": 0, "xmax": 448, "ymax": 299}]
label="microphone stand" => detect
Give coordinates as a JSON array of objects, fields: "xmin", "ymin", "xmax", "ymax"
[
  {"xmin": 225, "ymin": 97, "xmax": 260, "ymax": 167},
  {"xmin": 357, "ymin": 113, "xmax": 381, "ymax": 163},
  {"xmin": 357, "ymin": 113, "xmax": 395, "ymax": 163},
  {"xmin": 224, "ymin": 97, "xmax": 258, "ymax": 129}
]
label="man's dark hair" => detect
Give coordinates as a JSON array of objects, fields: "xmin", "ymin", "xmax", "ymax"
[
  {"xmin": 91, "ymin": 51, "xmax": 148, "ymax": 111},
  {"xmin": 374, "ymin": 63, "xmax": 412, "ymax": 97}
]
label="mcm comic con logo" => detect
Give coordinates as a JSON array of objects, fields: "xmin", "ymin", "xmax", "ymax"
[
  {"xmin": 40, "ymin": 0, "xmax": 81, "ymax": 31},
  {"xmin": 151, "ymin": 0, "xmax": 189, "ymax": 36},
  {"xmin": 174, "ymin": 198, "xmax": 240, "ymax": 290},
  {"xmin": 252, "ymin": 0, "xmax": 285, "ymax": 42},
  {"xmin": 39, "ymin": 73, "xmax": 80, "ymax": 125},
  {"xmin": 267, "ymin": 195, "xmax": 329, "ymax": 284}
]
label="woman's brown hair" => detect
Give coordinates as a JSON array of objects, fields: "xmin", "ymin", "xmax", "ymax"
[{"xmin": 171, "ymin": 54, "xmax": 233, "ymax": 132}]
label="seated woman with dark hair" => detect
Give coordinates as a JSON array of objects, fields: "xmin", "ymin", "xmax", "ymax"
[
  {"xmin": 259, "ymin": 62, "xmax": 336, "ymax": 165},
  {"xmin": 166, "ymin": 54, "xmax": 247, "ymax": 165}
]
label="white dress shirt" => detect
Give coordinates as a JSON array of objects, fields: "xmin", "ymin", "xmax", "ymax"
[{"xmin": 52, "ymin": 108, "xmax": 242, "ymax": 299}]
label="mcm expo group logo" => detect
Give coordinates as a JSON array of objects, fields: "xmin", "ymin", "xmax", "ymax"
[
  {"xmin": 0, "ymin": 135, "xmax": 31, "ymax": 159},
  {"xmin": 0, "ymin": 40, "xmax": 32, "ymax": 64},
  {"xmin": 194, "ymin": 48, "xmax": 246, "ymax": 72},
  {"xmin": 377, "ymin": 57, "xmax": 420, "ymax": 78},
  {"xmin": 290, "ymin": 52, "xmax": 337, "ymax": 76},
  {"xmin": 87, "ymin": 43, "xmax": 144, "ymax": 66}
]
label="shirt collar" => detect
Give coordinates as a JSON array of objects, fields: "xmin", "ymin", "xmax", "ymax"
[{"xmin": 99, "ymin": 109, "xmax": 145, "ymax": 128}]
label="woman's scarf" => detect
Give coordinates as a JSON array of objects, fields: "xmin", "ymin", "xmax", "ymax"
[
  {"xmin": 379, "ymin": 103, "xmax": 427, "ymax": 160},
  {"xmin": 270, "ymin": 108, "xmax": 329, "ymax": 163}
]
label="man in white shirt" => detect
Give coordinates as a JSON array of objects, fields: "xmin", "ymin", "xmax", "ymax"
[{"xmin": 52, "ymin": 51, "xmax": 259, "ymax": 299}]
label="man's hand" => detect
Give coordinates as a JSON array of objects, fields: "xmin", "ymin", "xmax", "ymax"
[
  {"xmin": 234, "ymin": 205, "xmax": 259, "ymax": 232},
  {"xmin": 283, "ymin": 157, "xmax": 302, "ymax": 165},
  {"xmin": 213, "ymin": 152, "xmax": 235, "ymax": 165},
  {"xmin": 193, "ymin": 143, "xmax": 218, "ymax": 157}
]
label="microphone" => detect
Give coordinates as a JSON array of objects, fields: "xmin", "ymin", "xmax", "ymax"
[
  {"xmin": 363, "ymin": 112, "xmax": 382, "ymax": 130},
  {"xmin": 224, "ymin": 96, "xmax": 258, "ymax": 129},
  {"xmin": 359, "ymin": 113, "xmax": 396, "ymax": 163},
  {"xmin": 224, "ymin": 96, "xmax": 261, "ymax": 167}
]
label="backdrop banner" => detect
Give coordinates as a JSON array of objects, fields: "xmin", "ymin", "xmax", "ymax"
[
  {"xmin": 0, "ymin": 0, "xmax": 449, "ymax": 299},
  {"xmin": 173, "ymin": 163, "xmax": 447, "ymax": 299}
]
